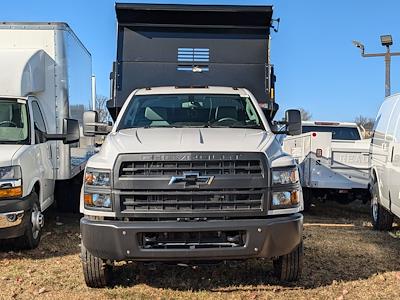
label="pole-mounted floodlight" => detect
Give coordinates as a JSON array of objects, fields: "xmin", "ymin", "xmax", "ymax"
[
  {"xmin": 380, "ymin": 35, "xmax": 393, "ymax": 47},
  {"xmin": 353, "ymin": 34, "xmax": 400, "ymax": 97},
  {"xmin": 352, "ymin": 40, "xmax": 365, "ymax": 54}
]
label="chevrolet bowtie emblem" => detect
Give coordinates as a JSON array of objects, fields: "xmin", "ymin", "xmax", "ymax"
[{"xmin": 168, "ymin": 172, "xmax": 214, "ymax": 187}]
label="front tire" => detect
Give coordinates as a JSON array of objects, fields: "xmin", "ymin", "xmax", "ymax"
[
  {"xmin": 81, "ymin": 244, "xmax": 112, "ymax": 288},
  {"xmin": 273, "ymin": 241, "xmax": 303, "ymax": 282},
  {"xmin": 371, "ymin": 182, "xmax": 393, "ymax": 231},
  {"xmin": 17, "ymin": 192, "xmax": 44, "ymax": 250}
]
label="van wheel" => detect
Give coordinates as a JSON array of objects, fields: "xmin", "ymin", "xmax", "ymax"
[
  {"xmin": 273, "ymin": 241, "xmax": 303, "ymax": 282},
  {"xmin": 81, "ymin": 244, "xmax": 112, "ymax": 288},
  {"xmin": 371, "ymin": 182, "xmax": 393, "ymax": 231},
  {"xmin": 17, "ymin": 192, "xmax": 44, "ymax": 250},
  {"xmin": 302, "ymin": 188, "xmax": 312, "ymax": 212}
]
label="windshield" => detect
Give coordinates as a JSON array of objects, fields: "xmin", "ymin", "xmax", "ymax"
[
  {"xmin": 0, "ymin": 100, "xmax": 29, "ymax": 144},
  {"xmin": 117, "ymin": 94, "xmax": 264, "ymax": 130},
  {"xmin": 302, "ymin": 126, "xmax": 361, "ymax": 141}
]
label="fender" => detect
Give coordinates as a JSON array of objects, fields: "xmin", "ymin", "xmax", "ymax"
[
  {"xmin": 26, "ymin": 178, "xmax": 41, "ymax": 201},
  {"xmin": 370, "ymin": 166, "xmax": 389, "ymax": 208}
]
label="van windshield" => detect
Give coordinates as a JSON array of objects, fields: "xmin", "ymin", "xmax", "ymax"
[
  {"xmin": 118, "ymin": 94, "xmax": 264, "ymax": 130},
  {"xmin": 302, "ymin": 126, "xmax": 361, "ymax": 141},
  {"xmin": 0, "ymin": 100, "xmax": 29, "ymax": 144}
]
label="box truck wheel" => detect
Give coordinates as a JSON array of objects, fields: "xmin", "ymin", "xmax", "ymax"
[
  {"xmin": 371, "ymin": 182, "xmax": 393, "ymax": 231},
  {"xmin": 17, "ymin": 192, "xmax": 44, "ymax": 249},
  {"xmin": 302, "ymin": 188, "xmax": 312, "ymax": 212},
  {"xmin": 273, "ymin": 240, "xmax": 303, "ymax": 282},
  {"xmin": 81, "ymin": 244, "xmax": 112, "ymax": 288}
]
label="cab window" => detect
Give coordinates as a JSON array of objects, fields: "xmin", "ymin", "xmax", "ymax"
[{"xmin": 32, "ymin": 101, "xmax": 47, "ymax": 143}]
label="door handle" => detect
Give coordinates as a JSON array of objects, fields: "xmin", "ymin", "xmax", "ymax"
[{"xmin": 391, "ymin": 146, "xmax": 395, "ymax": 162}]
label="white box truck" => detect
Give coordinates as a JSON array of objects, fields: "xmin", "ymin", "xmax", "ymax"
[
  {"xmin": 283, "ymin": 121, "xmax": 370, "ymax": 210},
  {"xmin": 0, "ymin": 23, "xmax": 94, "ymax": 249}
]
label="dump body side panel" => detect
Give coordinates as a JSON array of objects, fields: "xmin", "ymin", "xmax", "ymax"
[{"xmin": 108, "ymin": 4, "xmax": 274, "ymax": 117}]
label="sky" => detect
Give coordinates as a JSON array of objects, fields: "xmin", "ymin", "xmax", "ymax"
[{"xmin": 1, "ymin": 0, "xmax": 400, "ymax": 121}]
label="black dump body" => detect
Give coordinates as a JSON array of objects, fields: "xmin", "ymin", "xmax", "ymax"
[{"xmin": 108, "ymin": 3, "xmax": 275, "ymax": 119}]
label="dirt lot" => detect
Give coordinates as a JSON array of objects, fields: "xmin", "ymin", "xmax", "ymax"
[{"xmin": 1, "ymin": 201, "xmax": 400, "ymax": 300}]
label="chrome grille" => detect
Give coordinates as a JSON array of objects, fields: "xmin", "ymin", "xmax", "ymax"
[
  {"xmin": 120, "ymin": 189, "xmax": 263, "ymax": 213},
  {"xmin": 114, "ymin": 152, "xmax": 268, "ymax": 216},
  {"xmin": 119, "ymin": 160, "xmax": 262, "ymax": 177}
]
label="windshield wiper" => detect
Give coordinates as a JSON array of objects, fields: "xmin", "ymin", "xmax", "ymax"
[
  {"xmin": 208, "ymin": 124, "xmax": 262, "ymax": 129},
  {"xmin": 142, "ymin": 125, "xmax": 183, "ymax": 129},
  {"xmin": 228, "ymin": 125, "xmax": 263, "ymax": 129}
]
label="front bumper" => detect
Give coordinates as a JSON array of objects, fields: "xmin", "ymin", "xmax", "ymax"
[
  {"xmin": 81, "ymin": 213, "xmax": 303, "ymax": 261},
  {"xmin": 0, "ymin": 196, "xmax": 33, "ymax": 239}
]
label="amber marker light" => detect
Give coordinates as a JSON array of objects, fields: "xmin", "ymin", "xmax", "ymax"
[{"xmin": 0, "ymin": 186, "xmax": 22, "ymax": 199}]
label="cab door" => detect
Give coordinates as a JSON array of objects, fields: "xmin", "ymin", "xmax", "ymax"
[
  {"xmin": 388, "ymin": 99, "xmax": 400, "ymax": 217},
  {"xmin": 371, "ymin": 96, "xmax": 397, "ymax": 207},
  {"xmin": 29, "ymin": 99, "xmax": 54, "ymax": 208}
]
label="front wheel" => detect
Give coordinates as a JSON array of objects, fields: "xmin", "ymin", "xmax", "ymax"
[
  {"xmin": 81, "ymin": 244, "xmax": 113, "ymax": 288},
  {"xmin": 16, "ymin": 192, "xmax": 44, "ymax": 249},
  {"xmin": 371, "ymin": 182, "xmax": 393, "ymax": 231},
  {"xmin": 273, "ymin": 241, "xmax": 303, "ymax": 282}
]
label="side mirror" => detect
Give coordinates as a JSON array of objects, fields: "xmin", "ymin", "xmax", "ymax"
[
  {"xmin": 285, "ymin": 109, "xmax": 302, "ymax": 136},
  {"xmin": 83, "ymin": 110, "xmax": 112, "ymax": 136},
  {"xmin": 45, "ymin": 118, "xmax": 80, "ymax": 144},
  {"xmin": 83, "ymin": 111, "xmax": 98, "ymax": 137},
  {"xmin": 63, "ymin": 118, "xmax": 80, "ymax": 144}
]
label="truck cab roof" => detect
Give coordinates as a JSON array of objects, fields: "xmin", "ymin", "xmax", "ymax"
[
  {"xmin": 133, "ymin": 86, "xmax": 250, "ymax": 96},
  {"xmin": 302, "ymin": 121, "xmax": 359, "ymax": 128}
]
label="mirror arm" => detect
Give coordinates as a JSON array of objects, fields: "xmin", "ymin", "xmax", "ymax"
[
  {"xmin": 271, "ymin": 120, "xmax": 288, "ymax": 135},
  {"xmin": 84, "ymin": 130, "xmax": 110, "ymax": 136},
  {"xmin": 45, "ymin": 133, "xmax": 66, "ymax": 141}
]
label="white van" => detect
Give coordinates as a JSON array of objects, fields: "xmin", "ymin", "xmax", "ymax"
[{"xmin": 370, "ymin": 93, "xmax": 400, "ymax": 230}]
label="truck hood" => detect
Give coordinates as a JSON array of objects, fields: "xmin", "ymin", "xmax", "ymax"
[
  {"xmin": 91, "ymin": 128, "xmax": 271, "ymax": 168},
  {"xmin": 0, "ymin": 144, "xmax": 23, "ymax": 166},
  {"xmin": 114, "ymin": 128, "xmax": 269, "ymax": 152}
]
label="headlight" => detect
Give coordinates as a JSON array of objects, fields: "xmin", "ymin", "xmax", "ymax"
[
  {"xmin": 84, "ymin": 168, "xmax": 111, "ymax": 187},
  {"xmin": 84, "ymin": 193, "xmax": 112, "ymax": 209},
  {"xmin": 272, "ymin": 168, "xmax": 299, "ymax": 185},
  {"xmin": 272, "ymin": 191, "xmax": 300, "ymax": 209},
  {"xmin": 0, "ymin": 166, "xmax": 22, "ymax": 199},
  {"xmin": 0, "ymin": 166, "xmax": 21, "ymax": 180}
]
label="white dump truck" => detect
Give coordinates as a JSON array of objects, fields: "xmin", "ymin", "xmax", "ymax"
[
  {"xmin": 0, "ymin": 23, "xmax": 94, "ymax": 248},
  {"xmin": 283, "ymin": 121, "xmax": 370, "ymax": 210}
]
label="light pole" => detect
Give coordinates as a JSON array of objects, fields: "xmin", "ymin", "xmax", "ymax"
[{"xmin": 353, "ymin": 35, "xmax": 400, "ymax": 97}]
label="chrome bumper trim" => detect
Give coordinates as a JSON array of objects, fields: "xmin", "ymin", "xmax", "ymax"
[{"xmin": 0, "ymin": 210, "xmax": 24, "ymax": 229}]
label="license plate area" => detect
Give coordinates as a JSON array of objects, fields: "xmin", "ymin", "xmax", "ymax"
[{"xmin": 138, "ymin": 230, "xmax": 246, "ymax": 250}]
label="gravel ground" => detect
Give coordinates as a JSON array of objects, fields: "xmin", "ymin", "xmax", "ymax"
[{"xmin": 0, "ymin": 200, "xmax": 400, "ymax": 300}]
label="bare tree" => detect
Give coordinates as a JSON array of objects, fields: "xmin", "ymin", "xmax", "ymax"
[
  {"xmin": 299, "ymin": 108, "xmax": 312, "ymax": 121},
  {"xmin": 355, "ymin": 115, "xmax": 375, "ymax": 138},
  {"xmin": 355, "ymin": 115, "xmax": 375, "ymax": 131},
  {"xmin": 95, "ymin": 95, "xmax": 111, "ymax": 123}
]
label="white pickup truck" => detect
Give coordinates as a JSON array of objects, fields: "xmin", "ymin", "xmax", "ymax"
[
  {"xmin": 0, "ymin": 23, "xmax": 94, "ymax": 248},
  {"xmin": 283, "ymin": 121, "xmax": 370, "ymax": 210}
]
